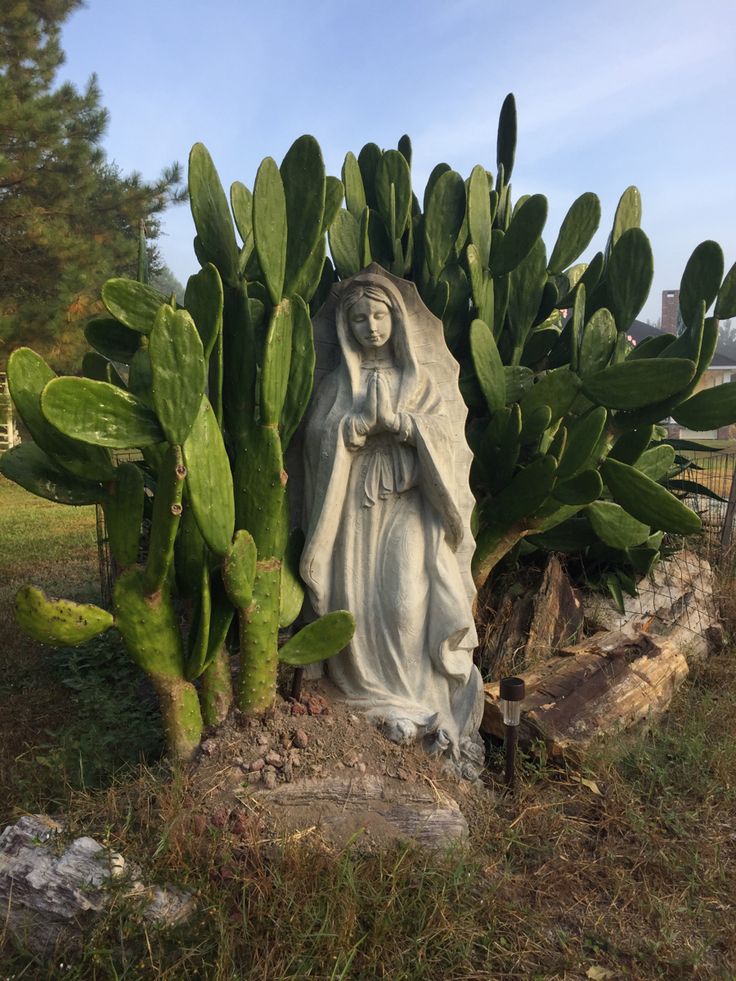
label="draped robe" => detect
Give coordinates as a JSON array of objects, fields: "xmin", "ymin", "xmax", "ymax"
[{"xmin": 300, "ymin": 276, "xmax": 483, "ymax": 757}]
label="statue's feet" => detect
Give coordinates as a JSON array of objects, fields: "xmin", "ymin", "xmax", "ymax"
[
  {"xmin": 426, "ymin": 728, "xmax": 451, "ymax": 756},
  {"xmin": 380, "ymin": 718, "xmax": 419, "ymax": 745}
]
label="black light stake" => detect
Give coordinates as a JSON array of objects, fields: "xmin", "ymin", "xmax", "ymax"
[{"xmin": 500, "ymin": 676, "xmax": 525, "ymax": 790}]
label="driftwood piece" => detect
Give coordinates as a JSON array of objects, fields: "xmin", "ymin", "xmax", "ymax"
[
  {"xmin": 482, "ymin": 627, "xmax": 691, "ymax": 760},
  {"xmin": 237, "ymin": 773, "xmax": 468, "ymax": 850},
  {"xmin": 0, "ymin": 815, "xmax": 194, "ymax": 957}
]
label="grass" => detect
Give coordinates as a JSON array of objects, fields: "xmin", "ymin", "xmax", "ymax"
[
  {"xmin": 0, "ymin": 475, "xmax": 163, "ymax": 823},
  {"xmin": 1, "ymin": 474, "xmax": 736, "ymax": 978}
]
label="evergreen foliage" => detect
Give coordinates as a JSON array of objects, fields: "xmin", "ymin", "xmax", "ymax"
[{"xmin": 0, "ymin": 0, "xmax": 185, "ymax": 369}]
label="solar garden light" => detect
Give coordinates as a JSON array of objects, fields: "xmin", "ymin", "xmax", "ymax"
[{"xmin": 499, "ymin": 676, "xmax": 525, "ymax": 790}]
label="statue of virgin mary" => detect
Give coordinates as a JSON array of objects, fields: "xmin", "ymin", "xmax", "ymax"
[{"xmin": 300, "ymin": 265, "xmax": 484, "ymax": 776}]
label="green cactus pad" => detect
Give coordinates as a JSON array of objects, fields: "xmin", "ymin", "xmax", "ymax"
[
  {"xmin": 342, "ymin": 152, "xmax": 367, "ymax": 220},
  {"xmin": 626, "ymin": 334, "xmax": 675, "ymax": 361},
  {"xmin": 489, "ymin": 194, "xmax": 547, "ymax": 277},
  {"xmin": 223, "ymin": 530, "xmax": 257, "ymax": 609},
  {"xmin": 183, "ymin": 399, "xmax": 234, "ymax": 556},
  {"xmin": 581, "ymin": 359, "xmax": 695, "ymax": 410},
  {"xmin": 507, "ymin": 239, "xmax": 548, "ymax": 346},
  {"xmin": 496, "ymin": 93, "xmax": 517, "ymax": 180},
  {"xmin": 280, "ymin": 528, "xmax": 305, "ymax": 628},
  {"xmin": 672, "ymin": 381, "xmax": 736, "ymax": 431},
  {"xmin": 230, "ymin": 181, "xmax": 254, "ymax": 259},
  {"xmin": 281, "ymin": 296, "xmax": 316, "ymax": 449},
  {"xmin": 586, "ymin": 501, "xmax": 651, "ymax": 549},
  {"xmin": 609, "ymin": 426, "xmax": 654, "ymax": 465},
  {"xmin": 281, "ymin": 135, "xmax": 326, "ymax": 295},
  {"xmin": 556, "ymin": 407, "xmax": 607, "ymax": 479},
  {"xmin": 261, "ymin": 301, "xmax": 293, "ymax": 426},
  {"xmin": 376, "ymin": 150, "xmax": 412, "ymax": 242},
  {"xmin": 635, "ymin": 444, "xmax": 675, "ymax": 482},
  {"xmin": 610, "ymin": 186, "xmax": 642, "ymax": 249},
  {"xmin": 184, "ymin": 263, "xmax": 223, "ymax": 359},
  {"xmin": 470, "ymin": 319, "xmax": 505, "ymax": 414},
  {"xmin": 85, "ymin": 317, "xmax": 142, "ymax": 364},
  {"xmin": 185, "ymin": 565, "xmax": 212, "ymax": 681},
  {"xmin": 188, "ymin": 143, "xmax": 240, "ymax": 286},
  {"xmin": 520, "ymin": 367, "xmax": 581, "ymax": 433},
  {"xmin": 329, "ymin": 209, "xmax": 362, "ymax": 279},
  {"xmin": 0, "ymin": 443, "xmax": 104, "ymax": 505},
  {"xmin": 7, "ymin": 348, "xmax": 114, "ymax": 481},
  {"xmin": 467, "ymin": 166, "xmax": 492, "ymax": 267},
  {"xmin": 106, "ymin": 462, "xmax": 145, "ymax": 567},
  {"xmin": 601, "ymin": 458, "xmax": 701, "ymax": 534},
  {"xmin": 553, "ymin": 469, "xmax": 603, "ymax": 506},
  {"xmin": 424, "ymin": 169, "xmax": 466, "ymax": 281},
  {"xmin": 580, "ymin": 309, "xmax": 617, "ymax": 375},
  {"xmin": 548, "ymin": 192, "xmax": 601, "ymax": 275},
  {"xmin": 278, "ymin": 610, "xmax": 356, "ymax": 666},
  {"xmin": 679, "ymin": 240, "xmax": 724, "ymax": 329},
  {"xmin": 149, "ymin": 305, "xmax": 206, "ymax": 445},
  {"xmin": 113, "ymin": 568, "xmax": 184, "ymax": 677},
  {"xmin": 42, "ymin": 377, "xmax": 164, "ymax": 448},
  {"xmin": 715, "ymin": 261, "xmax": 736, "ymax": 319},
  {"xmin": 101, "ymin": 279, "xmax": 169, "ymax": 334},
  {"xmin": 490, "ymin": 454, "xmax": 557, "ymax": 526},
  {"xmin": 606, "ymin": 228, "xmax": 654, "ymax": 331},
  {"xmin": 254, "ymin": 156, "xmax": 288, "ymax": 305},
  {"xmin": 15, "ymin": 585, "xmax": 114, "ymax": 647}
]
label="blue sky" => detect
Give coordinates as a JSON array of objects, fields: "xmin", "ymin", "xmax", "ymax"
[{"xmin": 60, "ymin": 0, "xmax": 736, "ymax": 323}]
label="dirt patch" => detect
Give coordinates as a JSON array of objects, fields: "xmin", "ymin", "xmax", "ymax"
[{"xmin": 184, "ymin": 679, "xmax": 494, "ymax": 851}]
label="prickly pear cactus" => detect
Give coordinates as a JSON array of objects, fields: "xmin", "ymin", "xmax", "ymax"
[
  {"xmin": 327, "ymin": 95, "xmax": 736, "ymax": 596},
  {"xmin": 3, "ymin": 95, "xmax": 735, "ymax": 755}
]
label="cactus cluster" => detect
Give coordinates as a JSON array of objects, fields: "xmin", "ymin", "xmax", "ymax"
[
  {"xmin": 1, "ymin": 137, "xmax": 356, "ymax": 759},
  {"xmin": 326, "ymin": 95, "xmax": 736, "ymax": 598},
  {"xmin": 3, "ymin": 95, "xmax": 736, "ymax": 756}
]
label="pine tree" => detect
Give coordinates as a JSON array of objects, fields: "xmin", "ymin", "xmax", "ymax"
[{"xmin": 0, "ymin": 0, "xmax": 185, "ymax": 369}]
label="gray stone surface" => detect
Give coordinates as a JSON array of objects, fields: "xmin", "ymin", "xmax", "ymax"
[
  {"xmin": 300, "ymin": 265, "xmax": 484, "ymax": 776},
  {"xmin": 0, "ymin": 815, "xmax": 193, "ymax": 956}
]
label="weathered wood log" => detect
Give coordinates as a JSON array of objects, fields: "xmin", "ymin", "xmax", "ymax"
[
  {"xmin": 478, "ymin": 555, "xmax": 583, "ymax": 678},
  {"xmin": 482, "ymin": 627, "xmax": 691, "ymax": 760}
]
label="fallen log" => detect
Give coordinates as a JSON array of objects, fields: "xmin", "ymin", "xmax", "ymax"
[{"xmin": 481, "ymin": 626, "xmax": 692, "ymax": 760}]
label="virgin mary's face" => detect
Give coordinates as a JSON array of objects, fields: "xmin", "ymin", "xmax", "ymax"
[{"xmin": 346, "ymin": 295, "xmax": 393, "ymax": 351}]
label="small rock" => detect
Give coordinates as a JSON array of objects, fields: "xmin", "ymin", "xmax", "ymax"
[
  {"xmin": 256, "ymin": 735, "xmax": 269, "ymax": 747},
  {"xmin": 345, "ymin": 753, "xmax": 360, "ymax": 767},
  {"xmin": 335, "ymin": 761, "xmax": 345, "ymax": 770},
  {"xmin": 281, "ymin": 735, "xmax": 291, "ymax": 750},
  {"xmin": 250, "ymin": 758, "xmax": 265, "ymax": 772},
  {"xmin": 265, "ymin": 751, "xmax": 283, "ymax": 768},
  {"xmin": 241, "ymin": 761, "xmax": 251, "ymax": 772},
  {"xmin": 211, "ymin": 806, "xmax": 230, "ymax": 829},
  {"xmin": 200, "ymin": 738, "xmax": 218, "ymax": 757},
  {"xmin": 356, "ymin": 762, "xmax": 367, "ymax": 774},
  {"xmin": 289, "ymin": 749, "xmax": 301, "ymax": 766},
  {"xmin": 233, "ymin": 756, "xmax": 244, "ymax": 767},
  {"xmin": 246, "ymin": 771, "xmax": 262, "ymax": 785},
  {"xmin": 229, "ymin": 811, "xmax": 253, "ymax": 836},
  {"xmin": 348, "ymin": 713, "xmax": 359, "ymax": 724},
  {"xmin": 262, "ymin": 768, "xmax": 278, "ymax": 790},
  {"xmin": 290, "ymin": 701, "xmax": 307, "ymax": 716},
  {"xmin": 293, "ymin": 729, "xmax": 309, "ymax": 749}
]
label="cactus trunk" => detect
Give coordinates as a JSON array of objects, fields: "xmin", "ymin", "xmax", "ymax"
[
  {"xmin": 201, "ymin": 646, "xmax": 233, "ymax": 724},
  {"xmin": 237, "ymin": 564, "xmax": 281, "ymax": 712},
  {"xmin": 149, "ymin": 673, "xmax": 203, "ymax": 761}
]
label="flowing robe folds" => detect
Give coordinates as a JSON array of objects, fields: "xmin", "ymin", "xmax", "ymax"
[{"xmin": 300, "ymin": 267, "xmax": 484, "ymax": 762}]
